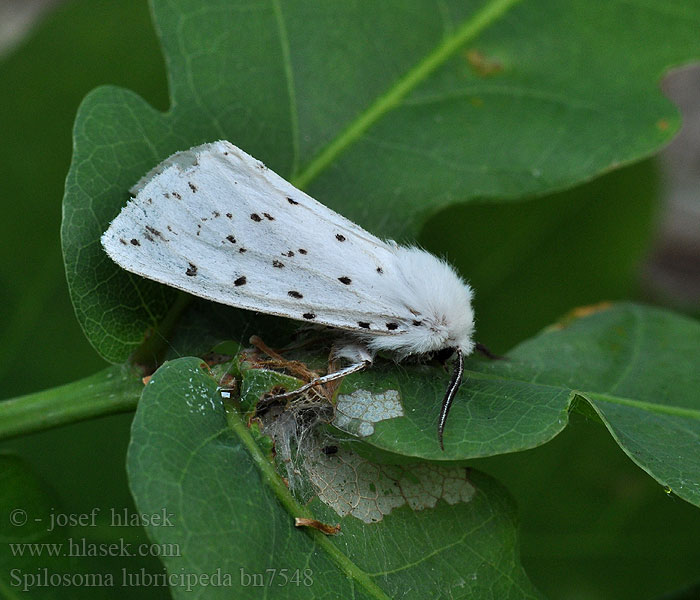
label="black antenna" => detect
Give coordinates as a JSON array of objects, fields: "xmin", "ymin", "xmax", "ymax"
[{"xmin": 438, "ymin": 348, "xmax": 463, "ymax": 451}]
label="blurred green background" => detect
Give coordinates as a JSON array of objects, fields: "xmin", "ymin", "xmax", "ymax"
[{"xmin": 1, "ymin": 1, "xmax": 699, "ymax": 598}]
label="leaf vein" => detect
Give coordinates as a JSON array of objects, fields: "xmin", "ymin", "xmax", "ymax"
[{"xmin": 292, "ymin": 0, "xmax": 520, "ymax": 188}]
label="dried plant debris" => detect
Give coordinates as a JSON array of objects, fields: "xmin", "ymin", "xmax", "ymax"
[
  {"xmin": 257, "ymin": 389, "xmax": 335, "ymax": 494},
  {"xmin": 294, "ymin": 517, "xmax": 341, "ymax": 535}
]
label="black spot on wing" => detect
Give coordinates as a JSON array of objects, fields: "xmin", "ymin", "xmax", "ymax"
[
  {"xmin": 376, "ymin": 267, "xmax": 384, "ymax": 274},
  {"xmin": 239, "ymin": 247, "xmax": 247, "ymax": 253},
  {"xmin": 288, "ymin": 290, "xmax": 303, "ymax": 299},
  {"xmin": 298, "ymin": 248, "xmax": 307, "ymax": 255},
  {"xmin": 186, "ymin": 263, "xmax": 197, "ymax": 276},
  {"xmin": 263, "ymin": 213, "xmax": 274, "ymax": 221},
  {"xmin": 335, "ymin": 234, "xmax": 346, "ymax": 242},
  {"xmin": 188, "ymin": 182, "xmax": 197, "ymax": 193},
  {"xmin": 386, "ymin": 322, "xmax": 399, "ymax": 330},
  {"xmin": 172, "ymin": 191, "xmax": 182, "ymax": 200},
  {"xmin": 282, "ymin": 250, "xmax": 294, "ymax": 257},
  {"xmin": 226, "ymin": 213, "xmax": 233, "ymax": 219},
  {"xmin": 145, "ymin": 225, "xmax": 165, "ymax": 240},
  {"xmin": 358, "ymin": 321, "xmax": 370, "ymax": 329},
  {"xmin": 130, "ymin": 239, "xmax": 140, "ymax": 246},
  {"xmin": 250, "ymin": 213, "xmax": 262, "ymax": 222},
  {"xmin": 287, "ymin": 197, "xmax": 299, "ymax": 205},
  {"xmin": 234, "ymin": 276, "xmax": 246, "ymax": 286},
  {"xmin": 338, "ymin": 276, "xmax": 351, "ymax": 285},
  {"xmin": 273, "ymin": 260, "xmax": 284, "ymax": 268},
  {"xmin": 226, "ymin": 235, "xmax": 236, "ymax": 244},
  {"xmin": 119, "ymin": 238, "xmax": 127, "ymax": 245},
  {"xmin": 303, "ymin": 312, "xmax": 315, "ymax": 320}
]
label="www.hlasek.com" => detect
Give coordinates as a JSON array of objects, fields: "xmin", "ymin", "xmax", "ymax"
[
  {"xmin": 9, "ymin": 538, "xmax": 180, "ymax": 558},
  {"xmin": 9, "ymin": 568, "xmax": 235, "ymax": 592}
]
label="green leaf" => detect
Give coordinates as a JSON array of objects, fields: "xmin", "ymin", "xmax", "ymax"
[
  {"xmin": 0, "ymin": 455, "xmax": 85, "ymax": 599},
  {"xmin": 471, "ymin": 413, "xmax": 700, "ymax": 599},
  {"xmin": 0, "ymin": 455, "xmax": 160, "ymax": 599},
  {"xmin": 451, "ymin": 303, "xmax": 699, "ymax": 508},
  {"xmin": 297, "ymin": 303, "xmax": 699, "ymax": 506},
  {"xmin": 62, "ymin": 0, "xmax": 700, "ymax": 362},
  {"xmin": 127, "ymin": 357, "xmax": 541, "ymax": 599},
  {"xmin": 659, "ymin": 582, "xmax": 700, "ymax": 600}
]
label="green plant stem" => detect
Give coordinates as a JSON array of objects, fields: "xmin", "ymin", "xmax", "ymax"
[
  {"xmin": 225, "ymin": 406, "xmax": 392, "ymax": 600},
  {"xmin": 0, "ymin": 365, "xmax": 142, "ymax": 441}
]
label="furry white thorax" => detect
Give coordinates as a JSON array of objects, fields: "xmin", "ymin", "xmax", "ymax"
[{"xmin": 351, "ymin": 245, "xmax": 474, "ymax": 359}]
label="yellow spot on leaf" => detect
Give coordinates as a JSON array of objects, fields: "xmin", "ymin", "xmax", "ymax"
[
  {"xmin": 549, "ymin": 302, "xmax": 613, "ymax": 330},
  {"xmin": 465, "ymin": 49, "xmax": 503, "ymax": 76}
]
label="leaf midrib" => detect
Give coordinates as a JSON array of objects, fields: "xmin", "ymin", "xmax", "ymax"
[
  {"xmin": 291, "ymin": 0, "xmax": 521, "ymax": 189},
  {"xmin": 463, "ymin": 369, "xmax": 700, "ymax": 420},
  {"xmin": 225, "ymin": 404, "xmax": 392, "ymax": 600},
  {"xmin": 586, "ymin": 391, "xmax": 700, "ymax": 420}
]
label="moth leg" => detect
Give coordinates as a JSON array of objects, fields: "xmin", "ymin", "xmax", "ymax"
[
  {"xmin": 267, "ymin": 344, "xmax": 373, "ymax": 402},
  {"xmin": 475, "ymin": 342, "xmax": 506, "ymax": 360},
  {"xmin": 266, "ymin": 359, "xmax": 371, "ymax": 402}
]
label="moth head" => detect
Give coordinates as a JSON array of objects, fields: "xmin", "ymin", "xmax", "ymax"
[{"xmin": 435, "ymin": 266, "xmax": 475, "ymax": 358}]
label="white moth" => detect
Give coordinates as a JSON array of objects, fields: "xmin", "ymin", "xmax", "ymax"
[{"xmin": 102, "ymin": 141, "xmax": 477, "ymax": 449}]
